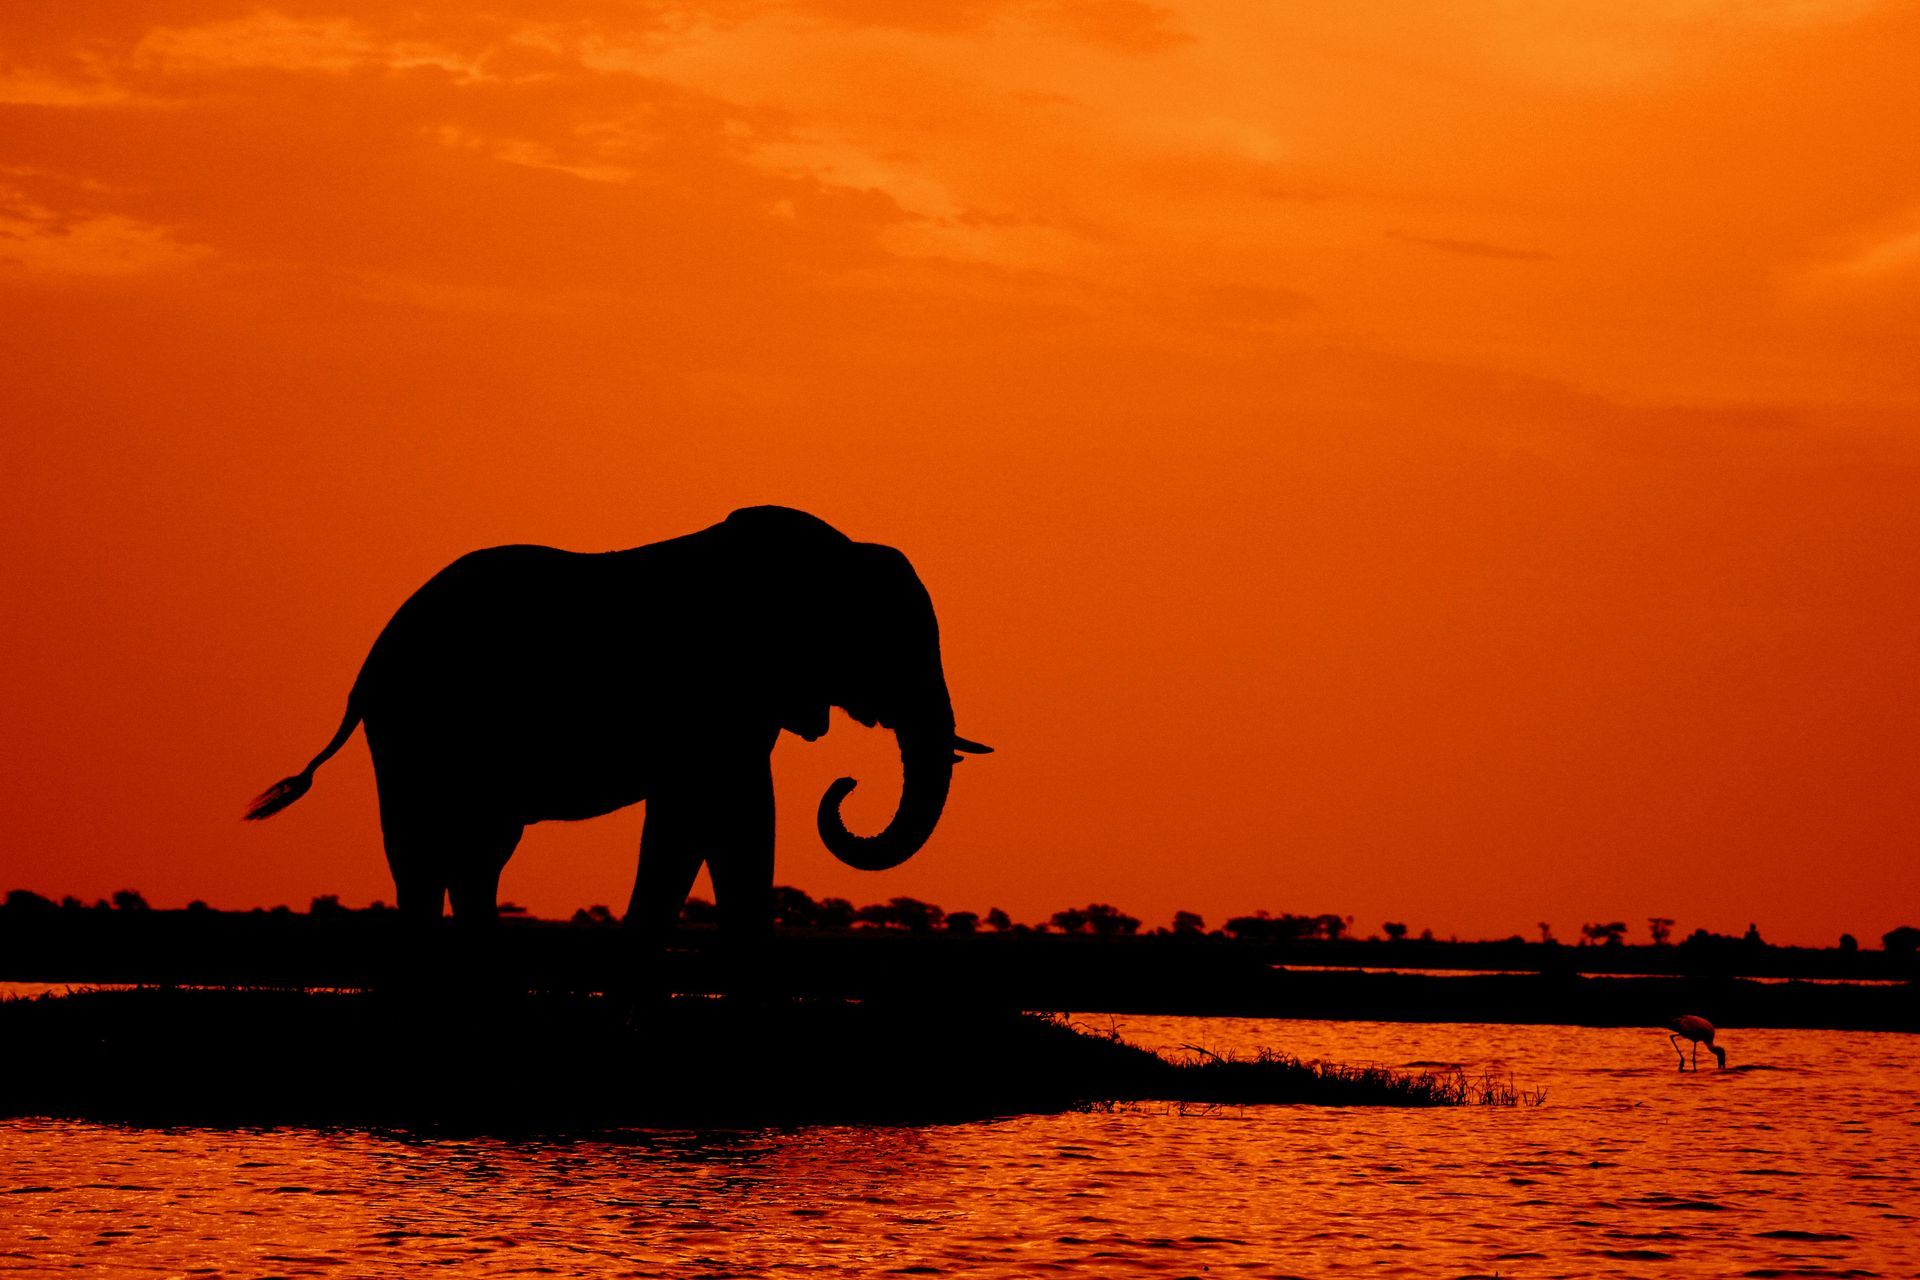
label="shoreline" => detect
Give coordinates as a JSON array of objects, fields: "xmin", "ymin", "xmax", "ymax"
[
  {"xmin": 2, "ymin": 915, "xmax": 1914, "ymax": 1032},
  {"xmin": 0, "ymin": 989, "xmax": 1532, "ymax": 1130},
  {"xmin": 3, "ymin": 970, "xmax": 1913, "ymax": 1034}
]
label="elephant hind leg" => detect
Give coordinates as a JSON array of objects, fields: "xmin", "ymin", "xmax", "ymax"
[
  {"xmin": 446, "ymin": 822, "xmax": 525, "ymax": 925},
  {"xmin": 391, "ymin": 819, "xmax": 523, "ymax": 999},
  {"xmin": 380, "ymin": 813, "xmax": 523, "ymax": 927}
]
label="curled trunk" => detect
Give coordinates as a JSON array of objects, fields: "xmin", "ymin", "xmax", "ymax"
[{"xmin": 817, "ymin": 722, "xmax": 956, "ymax": 872}]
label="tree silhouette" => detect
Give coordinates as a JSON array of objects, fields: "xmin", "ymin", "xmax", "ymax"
[
  {"xmin": 1223, "ymin": 911, "xmax": 1349, "ymax": 943},
  {"xmin": 945, "ymin": 910, "xmax": 980, "ymax": 934},
  {"xmin": 1383, "ymin": 921, "xmax": 1408, "ymax": 942},
  {"xmin": 2, "ymin": 890, "xmax": 56, "ymax": 914},
  {"xmin": 857, "ymin": 897, "xmax": 944, "ymax": 932},
  {"xmin": 1171, "ymin": 910, "xmax": 1206, "ymax": 937},
  {"xmin": 1580, "ymin": 921, "xmax": 1627, "ymax": 947},
  {"xmin": 770, "ymin": 885, "xmax": 819, "ymax": 929},
  {"xmin": 111, "ymin": 890, "xmax": 150, "ymax": 913},
  {"xmin": 1648, "ymin": 917, "xmax": 1674, "ymax": 946},
  {"xmin": 1682, "ymin": 926, "xmax": 1732, "ymax": 946},
  {"xmin": 1048, "ymin": 903, "xmax": 1140, "ymax": 936},
  {"xmin": 984, "ymin": 907, "xmax": 1013, "ymax": 932},
  {"xmin": 889, "ymin": 897, "xmax": 943, "ymax": 933},
  {"xmin": 1883, "ymin": 925, "xmax": 1920, "ymax": 957}
]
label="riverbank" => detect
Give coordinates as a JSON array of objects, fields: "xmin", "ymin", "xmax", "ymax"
[
  {"xmin": 1, "ymin": 914, "xmax": 1913, "ymax": 1030},
  {"xmin": 0, "ymin": 988, "xmax": 1526, "ymax": 1129}
]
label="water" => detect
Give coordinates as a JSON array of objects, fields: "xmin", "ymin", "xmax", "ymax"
[{"xmin": 1, "ymin": 1015, "xmax": 1914, "ymax": 1278}]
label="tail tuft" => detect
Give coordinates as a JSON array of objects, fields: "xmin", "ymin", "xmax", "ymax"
[
  {"xmin": 245, "ymin": 695, "xmax": 361, "ymax": 822},
  {"xmin": 244, "ymin": 772, "xmax": 313, "ymax": 821}
]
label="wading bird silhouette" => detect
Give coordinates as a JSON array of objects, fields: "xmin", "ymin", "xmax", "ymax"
[{"xmin": 1665, "ymin": 1014, "xmax": 1726, "ymax": 1070}]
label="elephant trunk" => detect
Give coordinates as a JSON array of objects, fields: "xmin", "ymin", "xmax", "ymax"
[{"xmin": 817, "ymin": 716, "xmax": 958, "ymax": 873}]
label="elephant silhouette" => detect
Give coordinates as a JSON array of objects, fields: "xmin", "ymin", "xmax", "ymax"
[{"xmin": 246, "ymin": 506, "xmax": 990, "ymax": 957}]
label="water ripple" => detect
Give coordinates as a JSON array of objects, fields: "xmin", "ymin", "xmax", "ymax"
[{"xmin": 0, "ymin": 1020, "xmax": 1914, "ymax": 1278}]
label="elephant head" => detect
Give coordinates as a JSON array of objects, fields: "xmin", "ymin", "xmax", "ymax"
[
  {"xmin": 814, "ymin": 541, "xmax": 993, "ymax": 870},
  {"xmin": 724, "ymin": 507, "xmax": 991, "ymax": 872}
]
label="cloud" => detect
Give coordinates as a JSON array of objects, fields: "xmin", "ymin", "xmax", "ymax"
[
  {"xmin": 427, "ymin": 124, "xmax": 637, "ymax": 183},
  {"xmin": 781, "ymin": 0, "xmax": 1193, "ymax": 49},
  {"xmin": 0, "ymin": 185, "xmax": 210, "ymax": 276},
  {"xmin": 1046, "ymin": 0, "xmax": 1192, "ymax": 53},
  {"xmin": 1386, "ymin": 230, "xmax": 1553, "ymax": 262},
  {"xmin": 790, "ymin": 0, "xmax": 1010, "ymax": 35},
  {"xmin": 0, "ymin": 69, "xmax": 145, "ymax": 108},
  {"xmin": 1468, "ymin": 0, "xmax": 1889, "ymax": 90},
  {"xmin": 134, "ymin": 12, "xmax": 488, "ymax": 81},
  {"xmin": 1825, "ymin": 222, "xmax": 1920, "ymax": 282},
  {"xmin": 4, "ymin": 0, "xmax": 1911, "ymax": 408},
  {"xmin": 1780, "ymin": 211, "xmax": 1920, "ymax": 367}
]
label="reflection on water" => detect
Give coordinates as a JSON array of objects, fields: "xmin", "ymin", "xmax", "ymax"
[{"xmin": 1, "ymin": 1018, "xmax": 1914, "ymax": 1277}]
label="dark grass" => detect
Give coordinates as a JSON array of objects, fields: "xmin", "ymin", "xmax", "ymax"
[
  {"xmin": 0, "ymin": 988, "xmax": 1539, "ymax": 1131},
  {"xmin": 1156, "ymin": 1044, "xmax": 1548, "ymax": 1107}
]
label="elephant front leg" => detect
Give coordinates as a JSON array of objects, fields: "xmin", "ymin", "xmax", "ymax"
[
  {"xmin": 621, "ymin": 792, "xmax": 709, "ymax": 1003},
  {"xmin": 622, "ymin": 757, "xmax": 777, "ymax": 1004}
]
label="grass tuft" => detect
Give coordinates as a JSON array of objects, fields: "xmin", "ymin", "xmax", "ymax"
[{"xmin": 1153, "ymin": 1043, "xmax": 1547, "ymax": 1107}]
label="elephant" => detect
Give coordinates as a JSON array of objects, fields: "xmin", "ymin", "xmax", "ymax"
[{"xmin": 245, "ymin": 505, "xmax": 990, "ymax": 963}]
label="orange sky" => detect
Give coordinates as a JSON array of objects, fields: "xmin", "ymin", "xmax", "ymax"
[{"xmin": 3, "ymin": 0, "xmax": 1917, "ymax": 945}]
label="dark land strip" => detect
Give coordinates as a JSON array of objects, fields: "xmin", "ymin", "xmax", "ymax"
[
  {"xmin": 3, "ymin": 915, "xmax": 1915, "ymax": 1032},
  {"xmin": 0, "ymin": 987, "xmax": 1546, "ymax": 1129}
]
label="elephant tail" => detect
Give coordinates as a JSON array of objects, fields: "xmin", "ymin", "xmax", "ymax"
[{"xmin": 244, "ymin": 697, "xmax": 363, "ymax": 821}]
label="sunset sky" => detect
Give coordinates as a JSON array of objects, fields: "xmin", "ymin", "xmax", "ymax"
[{"xmin": 3, "ymin": 0, "xmax": 1917, "ymax": 944}]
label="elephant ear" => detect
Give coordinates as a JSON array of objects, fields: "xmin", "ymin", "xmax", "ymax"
[
  {"xmin": 719, "ymin": 506, "xmax": 853, "ymax": 731},
  {"xmin": 842, "ymin": 543, "xmax": 947, "ymax": 718}
]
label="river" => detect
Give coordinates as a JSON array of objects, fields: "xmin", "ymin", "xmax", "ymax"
[{"xmin": 1, "ymin": 1014, "xmax": 1913, "ymax": 1277}]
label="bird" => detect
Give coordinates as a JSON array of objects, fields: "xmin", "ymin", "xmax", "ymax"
[{"xmin": 1665, "ymin": 1014, "xmax": 1726, "ymax": 1071}]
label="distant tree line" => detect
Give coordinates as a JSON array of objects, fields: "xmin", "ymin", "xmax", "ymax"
[
  {"xmin": 570, "ymin": 891, "xmax": 1148, "ymax": 937},
  {"xmin": 2, "ymin": 889, "xmax": 156, "ymax": 914},
  {"xmin": 6, "ymin": 887, "xmax": 1918, "ymax": 956}
]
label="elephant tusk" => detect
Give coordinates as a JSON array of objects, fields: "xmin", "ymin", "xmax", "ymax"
[{"xmin": 952, "ymin": 734, "xmax": 993, "ymax": 756}]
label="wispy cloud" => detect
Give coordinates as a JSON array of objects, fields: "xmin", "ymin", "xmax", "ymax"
[
  {"xmin": 0, "ymin": 69, "xmax": 146, "ymax": 108},
  {"xmin": 1825, "ymin": 223, "xmax": 1920, "ymax": 282},
  {"xmin": 134, "ymin": 12, "xmax": 489, "ymax": 81},
  {"xmin": 427, "ymin": 125, "xmax": 637, "ymax": 184},
  {"xmin": 1046, "ymin": 0, "xmax": 1192, "ymax": 53},
  {"xmin": 0, "ymin": 185, "xmax": 210, "ymax": 276},
  {"xmin": 1386, "ymin": 230, "xmax": 1553, "ymax": 262}
]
